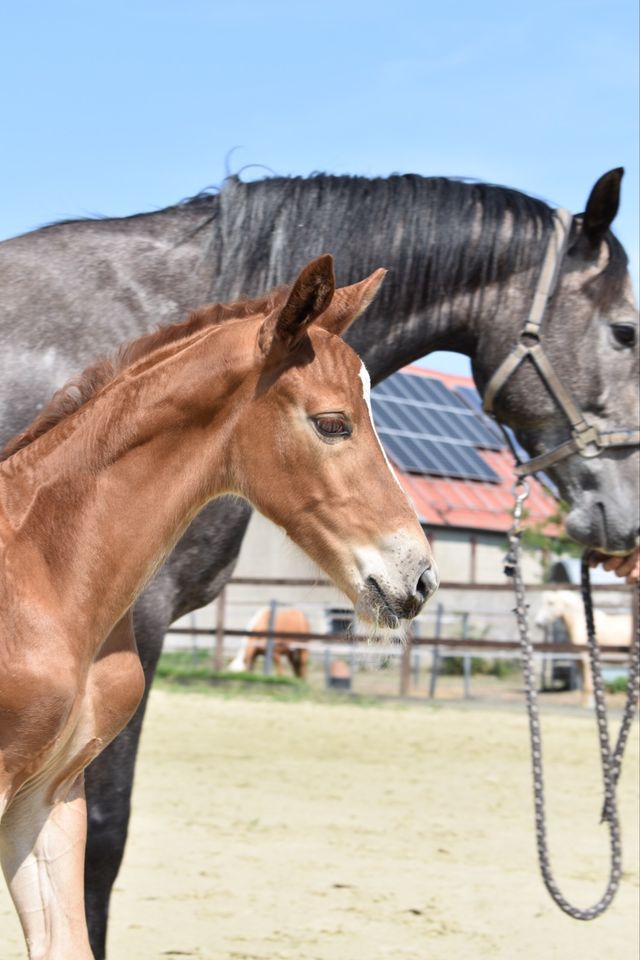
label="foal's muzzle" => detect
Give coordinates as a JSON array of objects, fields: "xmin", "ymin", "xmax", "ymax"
[{"xmin": 362, "ymin": 562, "xmax": 438, "ymax": 628}]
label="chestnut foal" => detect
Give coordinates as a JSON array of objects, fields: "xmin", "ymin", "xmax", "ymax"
[{"xmin": 0, "ymin": 255, "xmax": 436, "ymax": 959}]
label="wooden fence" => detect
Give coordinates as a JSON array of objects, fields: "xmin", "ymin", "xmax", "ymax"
[{"xmin": 165, "ymin": 577, "xmax": 636, "ymax": 699}]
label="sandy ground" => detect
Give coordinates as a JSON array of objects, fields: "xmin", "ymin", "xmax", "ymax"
[{"xmin": 1, "ymin": 687, "xmax": 638, "ymax": 960}]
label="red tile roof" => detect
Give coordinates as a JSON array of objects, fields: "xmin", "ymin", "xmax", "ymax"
[{"xmin": 386, "ymin": 365, "xmax": 559, "ymax": 534}]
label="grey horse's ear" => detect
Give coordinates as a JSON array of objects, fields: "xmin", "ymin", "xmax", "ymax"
[
  {"xmin": 581, "ymin": 168, "xmax": 623, "ymax": 249},
  {"xmin": 258, "ymin": 255, "xmax": 335, "ymax": 354}
]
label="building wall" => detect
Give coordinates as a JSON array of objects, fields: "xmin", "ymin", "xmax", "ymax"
[{"xmin": 429, "ymin": 527, "xmax": 545, "ymax": 585}]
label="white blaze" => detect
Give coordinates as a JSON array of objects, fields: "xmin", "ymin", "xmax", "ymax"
[{"xmin": 358, "ymin": 363, "xmax": 404, "ymax": 491}]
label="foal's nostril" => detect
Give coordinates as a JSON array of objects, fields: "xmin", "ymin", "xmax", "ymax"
[{"xmin": 415, "ymin": 565, "xmax": 438, "ymax": 605}]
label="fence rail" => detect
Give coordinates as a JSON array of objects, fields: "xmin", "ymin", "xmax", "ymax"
[
  {"xmin": 165, "ymin": 576, "xmax": 635, "ymax": 700},
  {"xmin": 166, "ymin": 624, "xmax": 630, "ymax": 656},
  {"xmin": 229, "ymin": 577, "xmax": 633, "ymax": 592}
]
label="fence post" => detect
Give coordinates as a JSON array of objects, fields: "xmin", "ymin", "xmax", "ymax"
[
  {"xmin": 462, "ymin": 611, "xmax": 471, "ymax": 699},
  {"xmin": 190, "ymin": 613, "xmax": 198, "ymax": 664},
  {"xmin": 263, "ymin": 598, "xmax": 277, "ymax": 676},
  {"xmin": 412, "ymin": 651, "xmax": 420, "ymax": 686},
  {"xmin": 428, "ymin": 603, "xmax": 443, "ymax": 699},
  {"xmin": 213, "ymin": 586, "xmax": 226, "ymax": 672}
]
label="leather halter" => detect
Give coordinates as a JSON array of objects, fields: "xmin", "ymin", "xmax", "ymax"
[{"xmin": 483, "ymin": 208, "xmax": 640, "ymax": 478}]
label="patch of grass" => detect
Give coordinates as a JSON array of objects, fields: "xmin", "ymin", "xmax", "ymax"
[
  {"xmin": 155, "ymin": 651, "xmax": 303, "ymax": 686},
  {"xmin": 153, "ymin": 654, "xmax": 404, "ymax": 708},
  {"xmin": 605, "ymin": 675, "xmax": 629, "ymax": 694},
  {"xmin": 490, "ymin": 658, "xmax": 521, "ymax": 679},
  {"xmin": 439, "ymin": 656, "xmax": 520, "ymax": 678}
]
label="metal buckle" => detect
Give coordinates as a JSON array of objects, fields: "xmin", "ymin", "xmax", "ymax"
[{"xmin": 573, "ymin": 423, "xmax": 601, "ymax": 458}]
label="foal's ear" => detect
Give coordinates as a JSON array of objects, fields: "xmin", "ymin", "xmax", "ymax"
[
  {"xmin": 259, "ymin": 255, "xmax": 336, "ymax": 354},
  {"xmin": 581, "ymin": 168, "xmax": 623, "ymax": 249},
  {"xmin": 316, "ymin": 268, "xmax": 387, "ymax": 337}
]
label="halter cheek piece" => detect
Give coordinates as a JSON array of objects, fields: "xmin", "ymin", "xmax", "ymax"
[{"xmin": 482, "ymin": 207, "xmax": 640, "ymax": 478}]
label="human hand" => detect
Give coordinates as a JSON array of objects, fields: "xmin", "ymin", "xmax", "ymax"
[{"xmin": 587, "ymin": 547, "xmax": 640, "ymax": 584}]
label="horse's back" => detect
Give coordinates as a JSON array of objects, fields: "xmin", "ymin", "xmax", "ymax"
[
  {"xmin": 594, "ymin": 608, "xmax": 634, "ymax": 645},
  {"xmin": 0, "ymin": 216, "xmax": 206, "ymax": 448},
  {"xmin": 274, "ymin": 608, "xmax": 310, "ymax": 642},
  {"xmin": 249, "ymin": 607, "xmax": 310, "ymax": 644}
]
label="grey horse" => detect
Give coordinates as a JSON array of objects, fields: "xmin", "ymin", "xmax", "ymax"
[{"xmin": 0, "ymin": 168, "xmax": 637, "ymax": 957}]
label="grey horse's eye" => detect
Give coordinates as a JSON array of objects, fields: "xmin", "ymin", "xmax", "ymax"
[{"xmin": 611, "ymin": 324, "xmax": 636, "ymax": 348}]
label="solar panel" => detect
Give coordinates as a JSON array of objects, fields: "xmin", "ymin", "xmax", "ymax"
[
  {"xmin": 378, "ymin": 432, "xmax": 500, "ymax": 482},
  {"xmin": 373, "ymin": 376, "xmax": 502, "ymax": 449},
  {"xmin": 372, "ymin": 399, "xmax": 498, "ymax": 449},
  {"xmin": 456, "ymin": 385, "xmax": 483, "ymax": 411},
  {"xmin": 455, "ymin": 385, "xmax": 557, "ymax": 491},
  {"xmin": 455, "ymin": 385, "xmax": 505, "ymax": 445},
  {"xmin": 371, "ymin": 372, "xmax": 502, "ymax": 482}
]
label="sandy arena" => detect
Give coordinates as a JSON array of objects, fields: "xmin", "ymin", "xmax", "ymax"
[{"xmin": 1, "ymin": 687, "xmax": 638, "ymax": 960}]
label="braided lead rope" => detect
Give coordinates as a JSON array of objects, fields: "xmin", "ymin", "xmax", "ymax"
[
  {"xmin": 504, "ymin": 481, "xmax": 639, "ymax": 920},
  {"xmin": 580, "ymin": 556, "xmax": 640, "ymax": 825}
]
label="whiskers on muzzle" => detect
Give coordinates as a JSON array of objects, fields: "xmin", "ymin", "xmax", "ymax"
[{"xmin": 347, "ymin": 615, "xmax": 414, "ymax": 674}]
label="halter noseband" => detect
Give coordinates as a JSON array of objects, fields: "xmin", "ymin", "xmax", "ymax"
[{"xmin": 483, "ymin": 208, "xmax": 640, "ymax": 478}]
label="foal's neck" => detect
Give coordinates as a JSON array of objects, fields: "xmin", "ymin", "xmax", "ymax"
[{"xmin": 2, "ymin": 325, "xmax": 249, "ymax": 639}]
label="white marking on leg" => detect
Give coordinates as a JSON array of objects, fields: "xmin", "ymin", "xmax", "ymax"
[
  {"xmin": 1, "ymin": 777, "xmax": 94, "ymax": 959},
  {"xmin": 228, "ymin": 607, "xmax": 265, "ymax": 671}
]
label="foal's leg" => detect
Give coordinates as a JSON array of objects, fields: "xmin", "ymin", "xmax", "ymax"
[
  {"xmin": 85, "ymin": 608, "xmax": 149, "ymax": 960},
  {"xmin": 0, "ymin": 774, "xmax": 93, "ymax": 960},
  {"xmin": 2, "ymin": 611, "xmax": 144, "ymax": 960},
  {"xmin": 84, "ymin": 682, "xmax": 154, "ymax": 959}
]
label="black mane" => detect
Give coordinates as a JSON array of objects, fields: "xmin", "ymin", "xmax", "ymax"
[
  {"xmin": 214, "ymin": 173, "xmax": 628, "ymax": 317},
  {"xmin": 40, "ymin": 171, "xmax": 627, "ymax": 316},
  {"xmin": 210, "ymin": 174, "xmax": 555, "ymax": 313}
]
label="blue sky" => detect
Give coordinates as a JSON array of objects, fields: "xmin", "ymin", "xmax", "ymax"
[{"xmin": 1, "ymin": 0, "xmax": 637, "ymax": 376}]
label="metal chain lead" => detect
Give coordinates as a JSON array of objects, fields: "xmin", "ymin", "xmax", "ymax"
[
  {"xmin": 505, "ymin": 481, "xmax": 640, "ymax": 920},
  {"xmin": 581, "ymin": 557, "xmax": 640, "ymax": 826}
]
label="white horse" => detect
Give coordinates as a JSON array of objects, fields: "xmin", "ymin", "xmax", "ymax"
[{"xmin": 535, "ymin": 590, "xmax": 632, "ymax": 703}]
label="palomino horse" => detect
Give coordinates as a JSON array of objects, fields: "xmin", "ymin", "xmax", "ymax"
[
  {"xmin": 0, "ymin": 168, "xmax": 637, "ymax": 956},
  {"xmin": 0, "ymin": 256, "xmax": 436, "ymax": 960},
  {"xmin": 535, "ymin": 590, "xmax": 633, "ymax": 703},
  {"xmin": 228, "ymin": 608, "xmax": 311, "ymax": 678}
]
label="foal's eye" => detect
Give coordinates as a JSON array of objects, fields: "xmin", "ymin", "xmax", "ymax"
[
  {"xmin": 611, "ymin": 324, "xmax": 636, "ymax": 348},
  {"xmin": 311, "ymin": 415, "xmax": 351, "ymax": 440}
]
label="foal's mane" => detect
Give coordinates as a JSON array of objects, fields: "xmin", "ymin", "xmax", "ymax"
[{"xmin": 0, "ymin": 288, "xmax": 286, "ymax": 462}]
